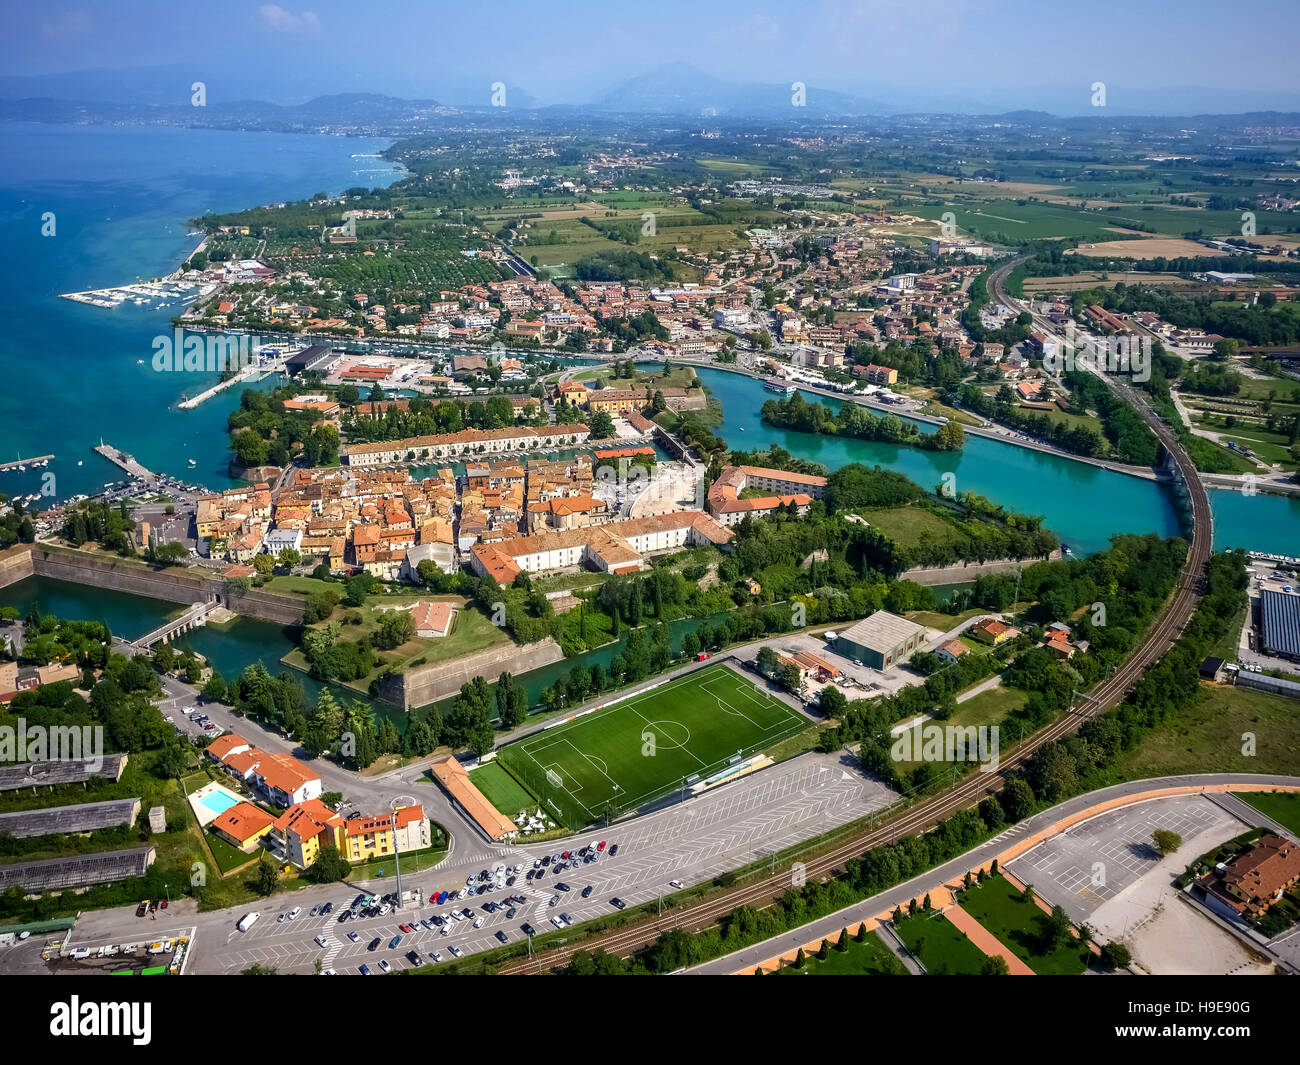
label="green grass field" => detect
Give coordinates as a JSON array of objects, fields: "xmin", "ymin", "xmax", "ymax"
[
  {"xmin": 892, "ymin": 911, "xmax": 990, "ymax": 974},
  {"xmin": 470, "ymin": 761, "xmax": 545, "ymax": 821},
  {"xmin": 1238, "ymin": 792, "xmax": 1300, "ymax": 839},
  {"xmin": 496, "ymin": 664, "xmax": 807, "ymax": 826},
  {"xmin": 958, "ymin": 875, "xmax": 1092, "ymax": 975},
  {"xmin": 775, "ymin": 931, "xmax": 909, "ymax": 975}
]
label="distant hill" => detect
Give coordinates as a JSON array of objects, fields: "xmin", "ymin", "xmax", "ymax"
[{"xmin": 595, "ymin": 62, "xmax": 889, "ymax": 117}]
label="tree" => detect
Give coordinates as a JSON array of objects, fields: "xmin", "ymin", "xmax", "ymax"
[
  {"xmin": 376, "ymin": 610, "xmax": 415, "ymax": 650},
  {"xmin": 816, "ymin": 938, "xmax": 830, "ymax": 960},
  {"xmin": 253, "ymin": 553, "xmax": 275, "ymax": 576},
  {"xmin": 254, "ymin": 855, "xmax": 279, "ymax": 896},
  {"xmin": 1098, "ymin": 941, "xmax": 1131, "ymax": 970},
  {"xmin": 1045, "ymin": 904, "xmax": 1072, "ymax": 948},
  {"xmin": 304, "ymin": 845, "xmax": 351, "ymax": 884},
  {"xmin": 793, "ymin": 947, "xmax": 805, "ymax": 969},
  {"xmin": 980, "ymin": 955, "xmax": 1009, "ymax": 975},
  {"xmin": 836, "ymin": 927, "xmax": 849, "ymax": 952},
  {"xmin": 1152, "ymin": 829, "xmax": 1182, "ymax": 856},
  {"xmin": 999, "ymin": 778, "xmax": 1035, "ymax": 822},
  {"xmin": 756, "ymin": 646, "xmax": 779, "ymax": 677},
  {"xmin": 778, "ymin": 662, "xmax": 803, "ymax": 695}
]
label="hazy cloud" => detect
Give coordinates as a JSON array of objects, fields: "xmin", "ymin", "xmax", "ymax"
[{"xmin": 258, "ymin": 5, "xmax": 322, "ymax": 34}]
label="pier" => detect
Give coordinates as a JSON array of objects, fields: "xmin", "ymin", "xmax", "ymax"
[
  {"xmin": 93, "ymin": 442, "xmax": 153, "ymax": 481},
  {"xmin": 0, "ymin": 455, "xmax": 54, "ymax": 473},
  {"xmin": 177, "ymin": 357, "xmax": 280, "ymax": 410}
]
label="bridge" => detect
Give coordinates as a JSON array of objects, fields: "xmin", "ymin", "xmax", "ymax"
[{"xmin": 131, "ymin": 599, "xmax": 217, "ymax": 649}]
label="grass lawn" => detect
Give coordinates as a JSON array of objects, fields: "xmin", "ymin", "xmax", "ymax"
[
  {"xmin": 1115, "ymin": 683, "xmax": 1300, "ymax": 779},
  {"xmin": 282, "ymin": 598, "xmax": 510, "ymax": 693},
  {"xmin": 349, "ymin": 840, "xmax": 449, "ymax": 880},
  {"xmin": 262, "ymin": 574, "xmax": 334, "ymax": 596},
  {"xmin": 1238, "ymin": 792, "xmax": 1300, "ymax": 838},
  {"xmin": 860, "ymin": 505, "xmax": 966, "ymax": 552},
  {"xmin": 958, "ymin": 875, "xmax": 1092, "ymax": 975},
  {"xmin": 496, "ymin": 663, "xmax": 807, "ymax": 827},
  {"xmin": 470, "ymin": 761, "xmax": 545, "ymax": 822},
  {"xmin": 892, "ymin": 911, "xmax": 990, "ymax": 974},
  {"xmin": 775, "ymin": 931, "xmax": 909, "ymax": 975},
  {"xmin": 204, "ymin": 830, "xmax": 258, "ymax": 875}
]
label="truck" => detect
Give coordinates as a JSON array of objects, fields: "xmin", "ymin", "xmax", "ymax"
[{"xmin": 237, "ymin": 912, "xmax": 260, "ymax": 933}]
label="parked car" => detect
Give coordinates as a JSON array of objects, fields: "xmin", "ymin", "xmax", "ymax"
[
  {"xmin": 406, "ymin": 950, "xmax": 422, "ymax": 965},
  {"xmin": 288, "ymin": 906, "xmax": 301, "ymax": 920},
  {"xmin": 314, "ymin": 935, "xmax": 328, "ymax": 948},
  {"xmin": 608, "ymin": 844, "xmax": 619, "ymax": 857},
  {"xmin": 597, "ymin": 840, "xmax": 607, "ymax": 852},
  {"xmin": 359, "ymin": 964, "xmax": 372, "ymax": 975},
  {"xmin": 347, "ymin": 932, "xmax": 360, "ymax": 943},
  {"xmin": 378, "ymin": 960, "xmax": 391, "ymax": 973},
  {"xmin": 448, "ymin": 944, "xmax": 463, "ymax": 958},
  {"xmin": 581, "ymin": 885, "xmax": 593, "ymax": 898},
  {"xmin": 389, "ymin": 934, "xmax": 402, "ymax": 949},
  {"xmin": 368, "ymin": 938, "xmax": 381, "ymax": 952},
  {"xmin": 495, "ymin": 930, "xmax": 509, "ymax": 944},
  {"xmin": 611, "ymin": 897, "xmax": 627, "ymax": 910},
  {"xmin": 521, "ymin": 923, "xmax": 537, "ymax": 937},
  {"xmin": 555, "ymin": 882, "xmax": 571, "ymax": 892}
]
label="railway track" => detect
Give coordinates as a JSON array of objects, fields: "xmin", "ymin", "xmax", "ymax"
[{"xmin": 495, "ymin": 261, "xmax": 1213, "ymax": 975}]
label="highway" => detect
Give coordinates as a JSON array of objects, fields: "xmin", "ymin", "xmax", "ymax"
[{"xmin": 492, "ymin": 257, "xmax": 1216, "ymax": 974}]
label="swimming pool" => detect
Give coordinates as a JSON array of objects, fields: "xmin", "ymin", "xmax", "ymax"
[{"xmin": 197, "ymin": 791, "xmax": 240, "ymax": 817}]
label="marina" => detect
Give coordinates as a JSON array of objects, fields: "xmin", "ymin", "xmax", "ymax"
[{"xmin": 60, "ymin": 279, "xmax": 206, "ymax": 309}]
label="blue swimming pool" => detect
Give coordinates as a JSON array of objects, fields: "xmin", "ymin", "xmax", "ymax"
[{"xmin": 197, "ymin": 791, "xmax": 240, "ymax": 817}]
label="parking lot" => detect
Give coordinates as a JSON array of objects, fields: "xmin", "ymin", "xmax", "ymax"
[
  {"xmin": 207, "ymin": 750, "xmax": 892, "ymax": 975},
  {"xmin": 1007, "ymin": 794, "xmax": 1239, "ymax": 922}
]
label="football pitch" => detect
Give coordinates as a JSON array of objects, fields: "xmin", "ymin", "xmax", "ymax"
[{"xmin": 496, "ymin": 664, "xmax": 808, "ymax": 826}]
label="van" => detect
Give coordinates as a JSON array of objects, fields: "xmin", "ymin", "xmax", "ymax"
[{"xmin": 237, "ymin": 912, "xmax": 261, "ymax": 933}]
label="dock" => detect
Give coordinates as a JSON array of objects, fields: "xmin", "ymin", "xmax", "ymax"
[
  {"xmin": 93, "ymin": 443, "xmax": 153, "ymax": 481},
  {"xmin": 0, "ymin": 455, "xmax": 54, "ymax": 473},
  {"xmin": 177, "ymin": 358, "xmax": 279, "ymax": 410}
]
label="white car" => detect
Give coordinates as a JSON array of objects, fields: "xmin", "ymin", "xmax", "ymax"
[
  {"xmin": 473, "ymin": 917, "xmax": 484, "ymax": 929},
  {"xmin": 668, "ymin": 880, "xmax": 684, "ymax": 890},
  {"xmin": 288, "ymin": 907, "xmax": 302, "ymax": 920},
  {"xmin": 378, "ymin": 959, "xmax": 391, "ymax": 973},
  {"xmin": 448, "ymin": 944, "xmax": 463, "ymax": 958},
  {"xmin": 314, "ymin": 935, "xmax": 328, "ymax": 948},
  {"xmin": 430, "ymin": 950, "xmax": 443, "ymax": 963}
]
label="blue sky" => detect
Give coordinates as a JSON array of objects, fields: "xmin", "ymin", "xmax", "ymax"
[{"xmin": 3, "ymin": 0, "xmax": 1299, "ymax": 113}]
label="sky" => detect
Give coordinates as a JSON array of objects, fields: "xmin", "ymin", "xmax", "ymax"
[{"xmin": 2, "ymin": 0, "xmax": 1299, "ymax": 114}]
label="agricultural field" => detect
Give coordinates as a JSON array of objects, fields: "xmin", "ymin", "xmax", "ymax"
[{"xmin": 496, "ymin": 663, "xmax": 807, "ymax": 826}]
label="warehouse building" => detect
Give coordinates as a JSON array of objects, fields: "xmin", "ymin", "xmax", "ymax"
[
  {"xmin": 831, "ymin": 611, "xmax": 928, "ymax": 671},
  {"xmin": 1261, "ymin": 588, "xmax": 1300, "ymax": 662}
]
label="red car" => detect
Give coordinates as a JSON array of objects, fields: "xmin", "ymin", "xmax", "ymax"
[
  {"xmin": 561, "ymin": 851, "xmax": 570, "ymax": 860},
  {"xmin": 400, "ymin": 923, "xmax": 414, "ymax": 933},
  {"xmin": 596, "ymin": 841, "xmax": 607, "ymax": 852}
]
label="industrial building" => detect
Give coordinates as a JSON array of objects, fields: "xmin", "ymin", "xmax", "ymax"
[{"xmin": 830, "ymin": 611, "xmax": 928, "ymax": 671}]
